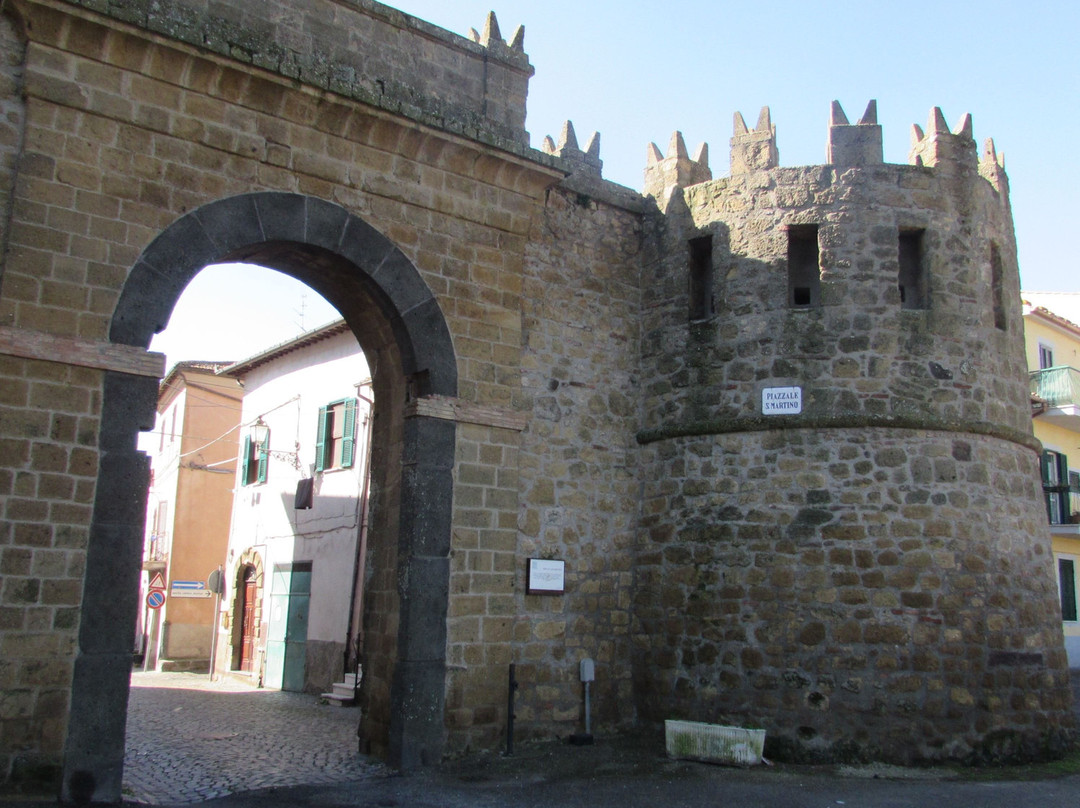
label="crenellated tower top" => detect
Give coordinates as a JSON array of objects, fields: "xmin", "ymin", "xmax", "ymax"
[
  {"xmin": 642, "ymin": 132, "xmax": 711, "ymax": 203},
  {"xmin": 908, "ymin": 107, "xmax": 977, "ymax": 171},
  {"xmin": 827, "ymin": 100, "xmax": 882, "ymax": 167},
  {"xmin": 979, "ymin": 137, "xmax": 1009, "ymax": 196},
  {"xmin": 637, "ymin": 102, "xmax": 1004, "ymax": 197},
  {"xmin": 730, "ymin": 107, "xmax": 778, "ymax": 175},
  {"xmin": 541, "ymin": 120, "xmax": 603, "ymax": 178},
  {"xmin": 468, "ymin": 11, "xmax": 526, "ymax": 54}
]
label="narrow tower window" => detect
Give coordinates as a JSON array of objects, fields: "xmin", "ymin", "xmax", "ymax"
[
  {"xmin": 990, "ymin": 242, "xmax": 1006, "ymax": 331},
  {"xmin": 897, "ymin": 229, "xmax": 927, "ymax": 309},
  {"xmin": 688, "ymin": 235, "xmax": 714, "ymax": 321},
  {"xmin": 787, "ymin": 225, "xmax": 819, "ymax": 308}
]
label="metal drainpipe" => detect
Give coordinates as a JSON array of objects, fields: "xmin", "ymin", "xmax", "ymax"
[
  {"xmin": 344, "ymin": 394, "xmax": 375, "ymax": 690},
  {"xmin": 506, "ymin": 664, "xmax": 518, "ymax": 756}
]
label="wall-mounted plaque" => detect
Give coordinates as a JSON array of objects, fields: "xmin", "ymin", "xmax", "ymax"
[
  {"xmin": 527, "ymin": 558, "xmax": 565, "ymax": 594},
  {"xmin": 762, "ymin": 386, "xmax": 802, "ymax": 415}
]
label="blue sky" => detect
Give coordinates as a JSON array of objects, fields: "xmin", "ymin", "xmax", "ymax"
[{"xmin": 153, "ymin": 0, "xmax": 1079, "ymax": 367}]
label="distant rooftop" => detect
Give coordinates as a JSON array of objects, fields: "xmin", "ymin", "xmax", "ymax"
[
  {"xmin": 1023, "ymin": 291, "xmax": 1080, "ymax": 333},
  {"xmin": 219, "ymin": 319, "xmax": 350, "ymax": 377}
]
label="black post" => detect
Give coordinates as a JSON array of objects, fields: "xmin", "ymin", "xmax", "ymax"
[{"xmin": 506, "ymin": 663, "xmax": 518, "ymax": 756}]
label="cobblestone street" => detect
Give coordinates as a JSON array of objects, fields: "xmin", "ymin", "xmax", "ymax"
[
  {"xmin": 123, "ymin": 672, "xmax": 385, "ymax": 804},
  {"xmin": 115, "ymin": 670, "xmax": 1080, "ymax": 806}
]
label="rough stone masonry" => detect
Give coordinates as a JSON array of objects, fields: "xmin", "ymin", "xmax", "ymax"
[{"xmin": 0, "ymin": 0, "xmax": 1072, "ymax": 801}]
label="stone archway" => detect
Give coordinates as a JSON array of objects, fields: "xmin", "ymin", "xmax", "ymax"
[
  {"xmin": 62, "ymin": 192, "xmax": 458, "ymax": 802},
  {"xmin": 229, "ymin": 551, "xmax": 265, "ymax": 676}
]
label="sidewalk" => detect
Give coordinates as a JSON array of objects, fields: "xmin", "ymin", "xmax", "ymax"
[
  {"xmin": 110, "ymin": 670, "xmax": 1080, "ymax": 808},
  {"xmin": 2, "ymin": 669, "xmax": 1071, "ymax": 807},
  {"xmin": 157, "ymin": 733, "xmax": 1080, "ymax": 808}
]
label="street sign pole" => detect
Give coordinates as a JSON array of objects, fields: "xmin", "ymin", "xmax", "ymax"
[
  {"xmin": 142, "ymin": 607, "xmax": 157, "ymax": 672},
  {"xmin": 207, "ymin": 566, "xmax": 224, "ymax": 681}
]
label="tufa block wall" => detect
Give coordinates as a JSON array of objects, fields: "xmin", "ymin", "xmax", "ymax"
[
  {"xmin": 0, "ymin": 0, "xmax": 1072, "ymax": 792},
  {"xmin": 632, "ymin": 103, "xmax": 1070, "ymax": 762}
]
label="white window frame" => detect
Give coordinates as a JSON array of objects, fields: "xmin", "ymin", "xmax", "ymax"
[{"xmin": 1038, "ymin": 341, "xmax": 1055, "ymax": 370}]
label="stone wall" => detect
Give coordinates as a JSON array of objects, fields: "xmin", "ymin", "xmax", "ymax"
[
  {"xmin": 631, "ymin": 117, "xmax": 1072, "ymax": 762},
  {"xmin": 0, "ymin": 10, "xmax": 27, "ymax": 267},
  {"xmin": 641, "ymin": 159, "xmax": 1028, "ymax": 442},
  {"xmin": 60, "ymin": 0, "xmax": 533, "ymax": 144},
  {"xmin": 0, "ymin": 0, "xmax": 1073, "ymax": 794},
  {"xmin": 0, "ymin": 356, "xmax": 100, "ymax": 784},
  {"xmin": 0, "ymin": 0, "xmax": 558, "ymax": 790},
  {"xmin": 635, "ymin": 428, "xmax": 1071, "ymax": 762},
  {"xmin": 509, "ymin": 185, "xmax": 646, "ymax": 742}
]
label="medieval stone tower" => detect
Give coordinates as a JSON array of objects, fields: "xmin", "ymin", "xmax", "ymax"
[
  {"xmin": 627, "ymin": 101, "xmax": 1071, "ymax": 762},
  {"xmin": 0, "ymin": 0, "xmax": 1072, "ymax": 798}
]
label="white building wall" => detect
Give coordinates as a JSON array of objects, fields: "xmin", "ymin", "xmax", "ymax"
[{"xmin": 225, "ymin": 328, "xmax": 371, "ymax": 692}]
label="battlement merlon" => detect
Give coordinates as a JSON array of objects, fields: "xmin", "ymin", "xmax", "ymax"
[
  {"xmin": 979, "ymin": 137, "xmax": 1010, "ymax": 197},
  {"xmin": 730, "ymin": 107, "xmax": 779, "ymax": 175},
  {"xmin": 644, "ymin": 132, "xmax": 711, "ymax": 204},
  {"xmin": 468, "ymin": 11, "xmax": 527, "ymax": 57},
  {"xmin": 908, "ymin": 107, "xmax": 979, "ymax": 173},
  {"xmin": 541, "ymin": 121, "xmax": 603, "ymax": 178},
  {"xmin": 827, "ymin": 100, "xmax": 883, "ymax": 167},
  {"xmin": 647, "ymin": 103, "xmax": 1006, "ymax": 198}
]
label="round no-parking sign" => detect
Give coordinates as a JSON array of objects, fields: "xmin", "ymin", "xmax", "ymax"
[{"xmin": 146, "ymin": 590, "xmax": 166, "ymax": 609}]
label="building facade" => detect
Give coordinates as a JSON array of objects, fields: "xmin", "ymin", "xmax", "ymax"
[
  {"xmin": 137, "ymin": 362, "xmax": 241, "ymax": 672},
  {"xmin": 216, "ymin": 321, "xmax": 372, "ymax": 696},
  {"xmin": 1025, "ymin": 294, "xmax": 1080, "ymax": 667},
  {"xmin": 0, "ymin": 0, "xmax": 1074, "ymax": 799}
]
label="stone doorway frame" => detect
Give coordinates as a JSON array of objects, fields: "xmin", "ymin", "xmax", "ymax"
[{"xmin": 62, "ymin": 193, "xmax": 457, "ymax": 803}]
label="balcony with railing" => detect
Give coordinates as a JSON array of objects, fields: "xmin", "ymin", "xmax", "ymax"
[
  {"xmin": 1031, "ymin": 365, "xmax": 1080, "ymax": 428},
  {"xmin": 142, "ymin": 534, "xmax": 169, "ymax": 570}
]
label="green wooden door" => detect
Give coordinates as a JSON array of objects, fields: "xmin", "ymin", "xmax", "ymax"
[{"xmin": 265, "ymin": 563, "xmax": 311, "ymax": 692}]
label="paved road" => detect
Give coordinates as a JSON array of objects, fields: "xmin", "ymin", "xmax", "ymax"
[
  {"xmin": 123, "ymin": 672, "xmax": 384, "ymax": 803},
  {"xmin": 116, "ymin": 670, "xmax": 1080, "ymax": 807}
]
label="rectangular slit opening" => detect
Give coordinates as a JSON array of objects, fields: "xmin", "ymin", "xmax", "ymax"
[
  {"xmin": 688, "ymin": 235, "xmax": 714, "ymax": 321},
  {"xmin": 787, "ymin": 224, "xmax": 819, "ymax": 308},
  {"xmin": 990, "ymin": 242, "xmax": 1006, "ymax": 330},
  {"xmin": 898, "ymin": 229, "xmax": 927, "ymax": 310}
]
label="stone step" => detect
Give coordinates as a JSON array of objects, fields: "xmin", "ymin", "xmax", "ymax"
[{"xmin": 321, "ymin": 672, "xmax": 360, "ymax": 706}]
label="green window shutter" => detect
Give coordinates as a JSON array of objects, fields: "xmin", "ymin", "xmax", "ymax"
[
  {"xmin": 1042, "ymin": 451, "xmax": 1072, "ymax": 523},
  {"xmin": 256, "ymin": 428, "xmax": 270, "ymax": 483},
  {"xmin": 1041, "ymin": 451, "xmax": 1055, "ymax": 485},
  {"xmin": 241, "ymin": 434, "xmax": 253, "ymax": 486},
  {"xmin": 1057, "ymin": 453, "xmax": 1072, "ymax": 521},
  {"xmin": 314, "ymin": 405, "xmax": 330, "ymax": 472},
  {"xmin": 1060, "ymin": 558, "xmax": 1078, "ymax": 622},
  {"xmin": 340, "ymin": 399, "xmax": 358, "ymax": 469}
]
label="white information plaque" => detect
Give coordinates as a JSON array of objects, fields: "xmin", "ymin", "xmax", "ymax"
[
  {"xmin": 527, "ymin": 558, "xmax": 565, "ymax": 595},
  {"xmin": 762, "ymin": 386, "xmax": 802, "ymax": 415}
]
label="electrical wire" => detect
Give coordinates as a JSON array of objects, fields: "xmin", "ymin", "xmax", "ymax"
[{"xmin": 178, "ymin": 395, "xmax": 300, "ymax": 459}]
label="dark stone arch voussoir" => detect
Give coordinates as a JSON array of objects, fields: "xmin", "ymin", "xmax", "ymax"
[
  {"xmin": 111, "ymin": 193, "xmax": 458, "ymax": 399},
  {"xmin": 85, "ymin": 192, "xmax": 459, "ymax": 798}
]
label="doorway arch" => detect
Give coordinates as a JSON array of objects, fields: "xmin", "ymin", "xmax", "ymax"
[{"xmin": 63, "ymin": 193, "xmax": 458, "ymax": 802}]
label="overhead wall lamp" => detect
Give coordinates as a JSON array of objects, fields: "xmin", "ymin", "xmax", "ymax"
[
  {"xmin": 249, "ymin": 416, "xmax": 301, "ymax": 470},
  {"xmin": 250, "ymin": 417, "xmax": 270, "ymax": 447}
]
